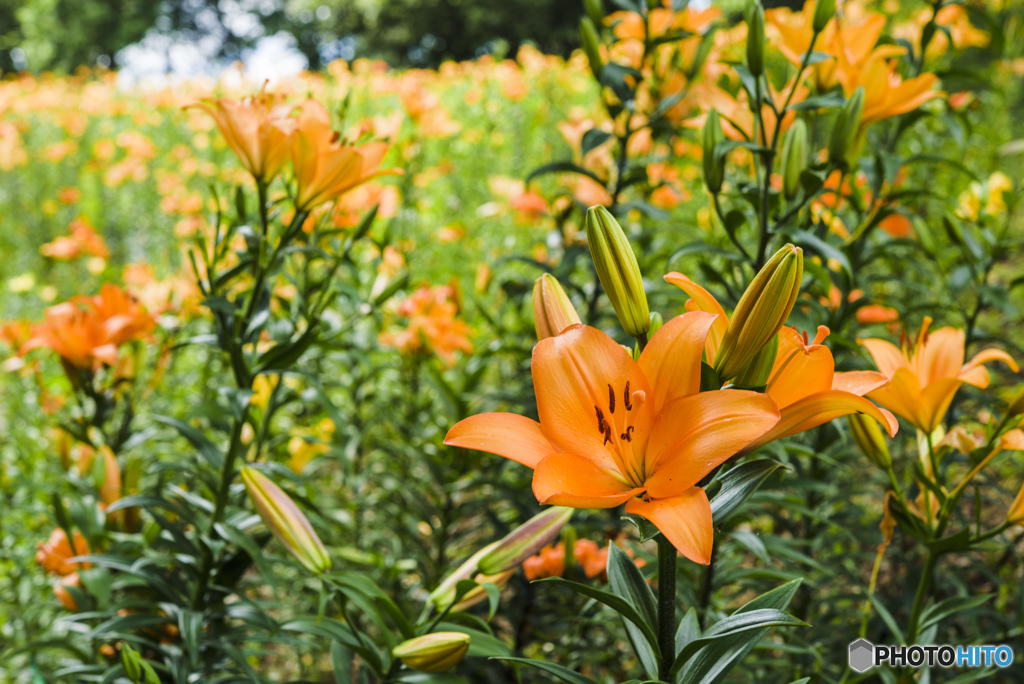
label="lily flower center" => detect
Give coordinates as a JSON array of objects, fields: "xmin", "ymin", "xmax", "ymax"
[{"xmin": 591, "ymin": 380, "xmax": 648, "ymax": 488}]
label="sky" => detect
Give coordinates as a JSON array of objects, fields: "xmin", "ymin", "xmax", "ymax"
[{"xmin": 116, "ymin": 0, "xmax": 713, "ymax": 87}]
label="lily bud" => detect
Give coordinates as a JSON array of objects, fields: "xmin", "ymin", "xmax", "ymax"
[
  {"xmin": 829, "ymin": 87, "xmax": 864, "ymax": 168},
  {"xmin": 848, "ymin": 412, "xmax": 892, "ymax": 470},
  {"xmin": 746, "ymin": 1, "xmax": 766, "ymax": 77},
  {"xmin": 813, "ymin": 0, "xmax": 836, "ymax": 33},
  {"xmin": 580, "ymin": 18, "xmax": 604, "ymax": 82},
  {"xmin": 393, "ymin": 633, "xmax": 470, "ymax": 673},
  {"xmin": 648, "ymin": 311, "xmax": 664, "ymax": 337},
  {"xmin": 533, "ymin": 275, "xmax": 582, "ymax": 341},
  {"xmin": 1006, "ymin": 479, "xmax": 1024, "ymax": 526},
  {"xmin": 121, "ymin": 643, "xmax": 159, "ymax": 684},
  {"xmin": 714, "ymin": 244, "xmax": 803, "ymax": 381},
  {"xmin": 583, "ymin": 0, "xmax": 604, "ymax": 25},
  {"xmin": 585, "ymin": 206, "xmax": 650, "ymax": 338},
  {"xmin": 240, "ymin": 467, "xmax": 331, "ymax": 574},
  {"xmin": 703, "ymin": 109, "xmax": 725, "ymax": 194},
  {"xmin": 732, "ymin": 333, "xmax": 779, "ymax": 389},
  {"xmin": 429, "ymin": 542, "xmax": 513, "ymax": 611},
  {"xmin": 1006, "ymin": 385, "xmax": 1024, "ymax": 417},
  {"xmin": 780, "ymin": 119, "xmax": 807, "ymax": 200},
  {"xmin": 478, "ymin": 506, "xmax": 574, "ymax": 575}
]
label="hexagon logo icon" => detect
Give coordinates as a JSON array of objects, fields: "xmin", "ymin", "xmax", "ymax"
[{"xmin": 849, "ymin": 639, "xmax": 874, "ymax": 673}]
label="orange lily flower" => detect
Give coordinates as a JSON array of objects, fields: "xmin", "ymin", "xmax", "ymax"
[
  {"xmin": 664, "ymin": 273, "xmax": 897, "ymax": 451},
  {"xmin": 21, "ymin": 302, "xmax": 118, "ymax": 370},
  {"xmin": 291, "ymin": 100, "xmax": 401, "ymax": 212},
  {"xmin": 191, "ymin": 88, "xmax": 295, "ymax": 185},
  {"xmin": 36, "ymin": 528, "xmax": 91, "ymax": 576},
  {"xmin": 839, "ymin": 53, "xmax": 941, "ymax": 127},
  {"xmin": 767, "ymin": 1, "xmax": 890, "ymax": 92},
  {"xmin": 445, "ymin": 313, "xmax": 780, "ymax": 564},
  {"xmin": 860, "ymin": 318, "xmax": 1018, "ymax": 434}
]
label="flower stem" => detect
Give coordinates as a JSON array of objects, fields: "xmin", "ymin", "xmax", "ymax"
[
  {"xmin": 905, "ymin": 550, "xmax": 938, "ymax": 644},
  {"xmin": 656, "ymin": 533, "xmax": 677, "ymax": 682}
]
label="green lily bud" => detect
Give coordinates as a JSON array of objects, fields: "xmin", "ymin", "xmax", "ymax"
[
  {"xmin": 648, "ymin": 311, "xmax": 664, "ymax": 337},
  {"xmin": 429, "ymin": 542, "xmax": 513, "ymax": 612},
  {"xmin": 585, "ymin": 206, "xmax": 650, "ymax": 339},
  {"xmin": 732, "ymin": 332, "xmax": 779, "ymax": 389},
  {"xmin": 781, "ymin": 119, "xmax": 808, "ymax": 200},
  {"xmin": 714, "ymin": 244, "xmax": 803, "ymax": 382},
  {"xmin": 813, "ymin": 0, "xmax": 836, "ymax": 33},
  {"xmin": 561, "ymin": 525, "xmax": 578, "ymax": 572},
  {"xmin": 533, "ymin": 275, "xmax": 582, "ymax": 341},
  {"xmin": 580, "ymin": 18, "xmax": 604, "ymax": 82},
  {"xmin": 1006, "ymin": 385, "xmax": 1024, "ymax": 417},
  {"xmin": 829, "ymin": 87, "xmax": 864, "ymax": 168},
  {"xmin": 583, "ymin": 0, "xmax": 604, "ymax": 25},
  {"xmin": 477, "ymin": 506, "xmax": 574, "ymax": 575},
  {"xmin": 703, "ymin": 109, "xmax": 725, "ymax": 194},
  {"xmin": 393, "ymin": 633, "xmax": 470, "ymax": 673},
  {"xmin": 121, "ymin": 643, "xmax": 159, "ymax": 684},
  {"xmin": 848, "ymin": 412, "xmax": 892, "ymax": 470},
  {"xmin": 746, "ymin": 1, "xmax": 766, "ymax": 77},
  {"xmin": 241, "ymin": 467, "xmax": 331, "ymax": 574}
]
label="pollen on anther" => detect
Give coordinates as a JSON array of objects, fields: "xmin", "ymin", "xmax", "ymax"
[
  {"xmin": 624, "ymin": 382, "xmax": 632, "ymax": 410},
  {"xmin": 607, "ymin": 384, "xmax": 616, "ymax": 414}
]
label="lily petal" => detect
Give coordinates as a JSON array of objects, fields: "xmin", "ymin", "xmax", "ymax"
[
  {"xmin": 860, "ymin": 338, "xmax": 907, "ymax": 378},
  {"xmin": 960, "ymin": 347, "xmax": 1018, "ymax": 387},
  {"xmin": 638, "ymin": 311, "xmax": 717, "ymax": 414},
  {"xmin": 767, "ymin": 327, "xmax": 834, "ymax": 409},
  {"xmin": 644, "ymin": 390, "xmax": 780, "ymax": 498},
  {"xmin": 742, "ymin": 389, "xmax": 898, "ymax": 454},
  {"xmin": 914, "ymin": 327, "xmax": 965, "ymax": 386},
  {"xmin": 532, "ymin": 324, "xmax": 653, "ymax": 475},
  {"xmin": 832, "ymin": 370, "xmax": 890, "ymax": 396},
  {"xmin": 868, "ymin": 367, "xmax": 929, "ymax": 431},
  {"xmin": 533, "ymin": 452, "xmax": 641, "ymax": 508},
  {"xmin": 625, "ymin": 488, "xmax": 713, "ymax": 565},
  {"xmin": 917, "ymin": 376, "xmax": 966, "ymax": 434},
  {"xmin": 663, "ymin": 273, "xmax": 729, "ymax": 361},
  {"xmin": 444, "ymin": 413, "xmax": 555, "ymax": 469}
]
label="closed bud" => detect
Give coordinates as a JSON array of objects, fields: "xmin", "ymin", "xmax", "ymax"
[
  {"xmin": 1006, "ymin": 385, "xmax": 1024, "ymax": 417},
  {"xmin": 583, "ymin": 0, "xmax": 604, "ymax": 25},
  {"xmin": 702, "ymin": 109, "xmax": 726, "ymax": 194},
  {"xmin": 648, "ymin": 311, "xmax": 664, "ymax": 337},
  {"xmin": 393, "ymin": 633, "xmax": 470, "ymax": 673},
  {"xmin": 781, "ymin": 119, "xmax": 808, "ymax": 200},
  {"xmin": 733, "ymin": 333, "xmax": 779, "ymax": 389},
  {"xmin": 829, "ymin": 87, "xmax": 864, "ymax": 168},
  {"xmin": 241, "ymin": 467, "xmax": 331, "ymax": 574},
  {"xmin": 533, "ymin": 275, "xmax": 582, "ymax": 341},
  {"xmin": 429, "ymin": 542, "xmax": 514, "ymax": 611},
  {"xmin": 585, "ymin": 206, "xmax": 650, "ymax": 338},
  {"xmin": 1007, "ymin": 480, "xmax": 1024, "ymax": 526},
  {"xmin": 746, "ymin": 1, "xmax": 766, "ymax": 77},
  {"xmin": 848, "ymin": 412, "xmax": 892, "ymax": 470},
  {"xmin": 714, "ymin": 244, "xmax": 803, "ymax": 381},
  {"xmin": 561, "ymin": 525, "xmax": 577, "ymax": 572},
  {"xmin": 580, "ymin": 18, "xmax": 604, "ymax": 82},
  {"xmin": 813, "ymin": 0, "xmax": 836, "ymax": 33},
  {"xmin": 121, "ymin": 643, "xmax": 159, "ymax": 684},
  {"xmin": 478, "ymin": 506, "xmax": 574, "ymax": 575}
]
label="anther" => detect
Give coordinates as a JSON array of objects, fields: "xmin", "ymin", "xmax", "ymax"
[
  {"xmin": 607, "ymin": 384, "xmax": 615, "ymax": 414},
  {"xmin": 603, "ymin": 425, "xmax": 613, "ymax": 445},
  {"xmin": 624, "ymin": 382, "xmax": 632, "ymax": 410},
  {"xmin": 594, "ymin": 406, "xmax": 606, "ymax": 434},
  {"xmin": 620, "ymin": 426, "xmax": 635, "ymax": 442}
]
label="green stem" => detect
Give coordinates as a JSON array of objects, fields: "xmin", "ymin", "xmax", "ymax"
[
  {"xmin": 905, "ymin": 551, "xmax": 938, "ymax": 644},
  {"xmin": 656, "ymin": 534, "xmax": 677, "ymax": 682}
]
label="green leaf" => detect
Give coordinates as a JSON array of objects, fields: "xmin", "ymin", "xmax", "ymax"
[
  {"xmin": 918, "ymin": 594, "xmax": 992, "ymax": 633},
  {"xmin": 607, "ymin": 543, "xmax": 660, "ymax": 679},
  {"xmin": 152, "ymin": 416, "xmax": 223, "ymax": 469},
  {"xmin": 707, "ymin": 460, "xmax": 783, "ymax": 524},
  {"xmin": 534, "ymin": 577, "xmax": 659, "ymax": 653},
  {"xmin": 581, "ymin": 128, "xmax": 612, "ymax": 157},
  {"xmin": 526, "ymin": 161, "xmax": 604, "ymax": 185},
  {"xmin": 671, "ymin": 609, "xmax": 808, "ymax": 676},
  {"xmin": 492, "ymin": 657, "xmax": 600, "ymax": 684},
  {"xmin": 331, "ymin": 641, "xmax": 353, "ymax": 684},
  {"xmin": 621, "ymin": 513, "xmax": 662, "ymax": 542},
  {"xmin": 675, "ymin": 607, "xmax": 701, "ymax": 652},
  {"xmin": 678, "ymin": 579, "xmax": 802, "ymax": 684},
  {"xmin": 864, "ymin": 591, "xmax": 905, "ymax": 645}
]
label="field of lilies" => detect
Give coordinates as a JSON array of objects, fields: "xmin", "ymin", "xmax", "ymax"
[{"xmin": 1, "ymin": 0, "xmax": 1024, "ymax": 682}]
